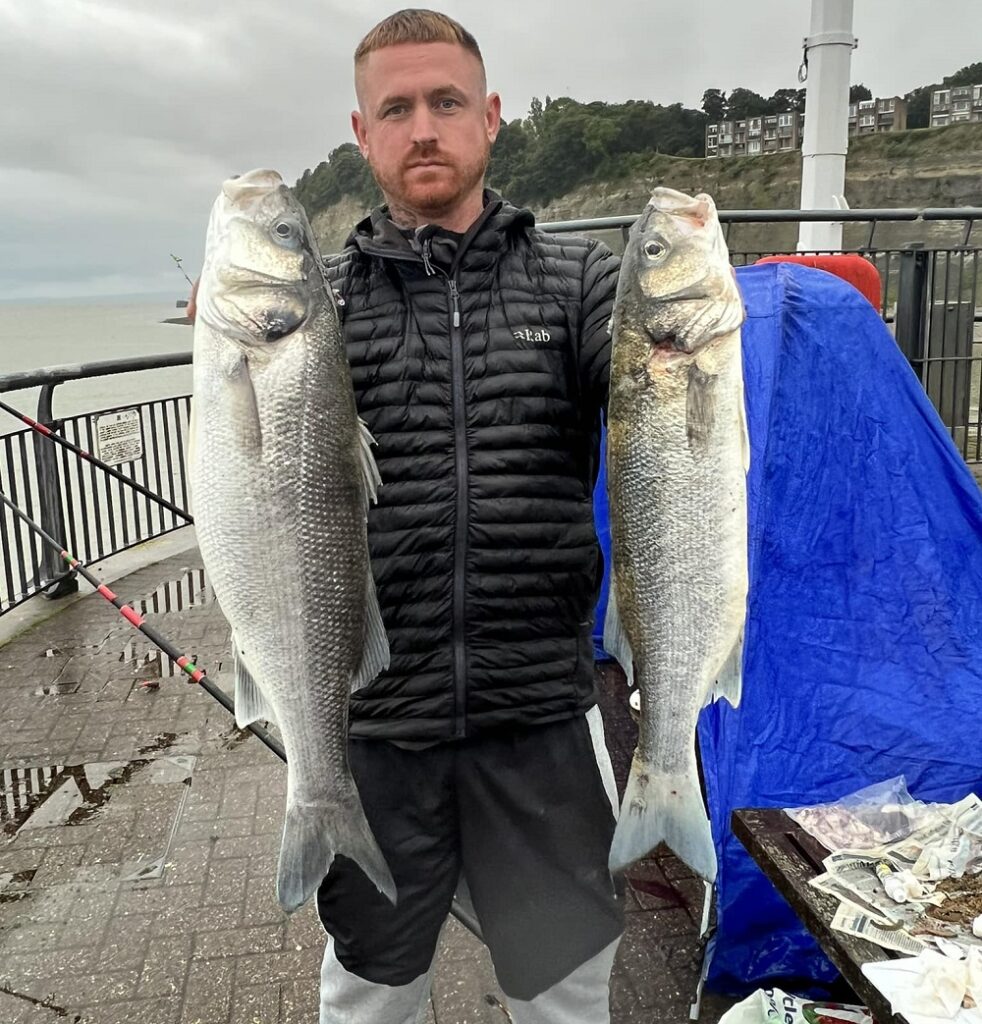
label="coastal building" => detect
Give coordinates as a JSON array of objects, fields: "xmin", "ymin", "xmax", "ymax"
[
  {"xmin": 930, "ymin": 84, "xmax": 982, "ymax": 127},
  {"xmin": 707, "ymin": 92, "xmax": 910, "ymax": 158},
  {"xmin": 848, "ymin": 96, "xmax": 907, "ymax": 135},
  {"xmin": 705, "ymin": 111, "xmax": 803, "ymax": 159}
]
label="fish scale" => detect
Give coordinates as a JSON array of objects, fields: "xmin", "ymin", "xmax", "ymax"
[
  {"xmin": 605, "ymin": 187, "xmax": 748, "ymax": 882},
  {"xmin": 190, "ymin": 169, "xmax": 394, "ymax": 912}
]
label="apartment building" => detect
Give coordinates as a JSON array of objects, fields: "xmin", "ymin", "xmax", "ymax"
[
  {"xmin": 705, "ymin": 111, "xmax": 802, "ymax": 159},
  {"xmin": 931, "ymin": 84, "xmax": 982, "ymax": 127},
  {"xmin": 706, "ymin": 92, "xmax": 913, "ymax": 157},
  {"xmin": 848, "ymin": 96, "xmax": 907, "ymax": 135}
]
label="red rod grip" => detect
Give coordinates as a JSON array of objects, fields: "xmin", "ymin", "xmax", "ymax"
[{"xmin": 119, "ymin": 605, "xmax": 144, "ymax": 627}]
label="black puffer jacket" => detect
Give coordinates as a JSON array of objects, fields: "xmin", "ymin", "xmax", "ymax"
[{"xmin": 324, "ymin": 192, "xmax": 619, "ymax": 741}]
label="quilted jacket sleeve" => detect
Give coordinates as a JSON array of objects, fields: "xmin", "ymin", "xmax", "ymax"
[{"xmin": 579, "ymin": 238, "xmax": 620, "ymax": 417}]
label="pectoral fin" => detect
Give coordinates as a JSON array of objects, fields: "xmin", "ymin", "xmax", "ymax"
[
  {"xmin": 226, "ymin": 353, "xmax": 263, "ymax": 454},
  {"xmin": 686, "ymin": 363, "xmax": 716, "ymax": 449},
  {"xmin": 351, "ymin": 561, "xmax": 390, "ymax": 692}
]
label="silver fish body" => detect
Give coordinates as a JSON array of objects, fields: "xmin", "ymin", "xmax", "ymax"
[
  {"xmin": 190, "ymin": 169, "xmax": 394, "ymax": 911},
  {"xmin": 604, "ymin": 187, "xmax": 748, "ymax": 881}
]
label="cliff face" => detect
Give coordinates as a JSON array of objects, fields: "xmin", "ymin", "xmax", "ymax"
[
  {"xmin": 310, "ymin": 123, "xmax": 982, "ymax": 256},
  {"xmin": 310, "ymin": 194, "xmax": 371, "ymax": 257}
]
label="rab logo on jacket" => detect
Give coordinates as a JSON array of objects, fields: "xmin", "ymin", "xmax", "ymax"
[{"xmin": 513, "ymin": 328, "xmax": 551, "ymax": 344}]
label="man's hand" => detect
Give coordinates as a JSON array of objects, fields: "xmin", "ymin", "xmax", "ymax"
[{"xmin": 187, "ymin": 278, "xmax": 199, "ymax": 323}]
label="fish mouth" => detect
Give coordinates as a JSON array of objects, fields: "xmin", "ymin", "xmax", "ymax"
[{"xmin": 222, "ymin": 169, "xmax": 285, "ymax": 206}]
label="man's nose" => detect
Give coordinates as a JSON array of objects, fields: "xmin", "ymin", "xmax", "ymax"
[{"xmin": 409, "ymin": 106, "xmax": 439, "ymax": 147}]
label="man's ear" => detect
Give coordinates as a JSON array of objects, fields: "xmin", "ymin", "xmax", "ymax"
[
  {"xmin": 352, "ymin": 110, "xmax": 369, "ymax": 158},
  {"xmin": 486, "ymin": 92, "xmax": 502, "ymax": 144}
]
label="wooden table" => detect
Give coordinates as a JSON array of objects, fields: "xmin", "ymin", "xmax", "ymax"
[{"xmin": 732, "ymin": 808, "xmax": 911, "ymax": 1024}]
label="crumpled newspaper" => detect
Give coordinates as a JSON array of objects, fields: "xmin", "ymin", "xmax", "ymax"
[{"xmin": 915, "ymin": 824, "xmax": 982, "ymax": 881}]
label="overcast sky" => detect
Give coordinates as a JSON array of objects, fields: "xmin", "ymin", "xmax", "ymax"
[{"xmin": 1, "ymin": 0, "xmax": 979, "ymax": 301}]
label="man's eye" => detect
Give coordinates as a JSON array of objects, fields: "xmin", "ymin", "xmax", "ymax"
[
  {"xmin": 438, "ymin": 98, "xmax": 459, "ymax": 110},
  {"xmin": 384, "ymin": 105, "xmax": 407, "ymax": 117}
]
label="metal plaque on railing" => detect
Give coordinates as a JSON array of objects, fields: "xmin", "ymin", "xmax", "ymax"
[{"xmin": 93, "ymin": 407, "xmax": 144, "ymax": 466}]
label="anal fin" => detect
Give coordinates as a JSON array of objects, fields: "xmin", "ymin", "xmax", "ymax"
[
  {"xmin": 603, "ymin": 582, "xmax": 635, "ymax": 688},
  {"xmin": 233, "ymin": 641, "xmax": 274, "ymax": 728},
  {"xmin": 706, "ymin": 630, "xmax": 744, "ymax": 709}
]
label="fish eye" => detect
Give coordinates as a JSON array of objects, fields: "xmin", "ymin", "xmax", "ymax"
[
  {"xmin": 272, "ymin": 219, "xmax": 301, "ymax": 246},
  {"xmin": 643, "ymin": 239, "xmax": 667, "ymax": 260}
]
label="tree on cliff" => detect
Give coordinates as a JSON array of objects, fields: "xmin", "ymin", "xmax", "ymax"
[
  {"xmin": 945, "ymin": 62, "xmax": 982, "ymax": 87},
  {"xmin": 701, "ymin": 89, "xmax": 726, "ymax": 122}
]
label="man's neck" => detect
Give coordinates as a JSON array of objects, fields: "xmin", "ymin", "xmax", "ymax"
[{"xmin": 386, "ymin": 188, "xmax": 486, "ymax": 235}]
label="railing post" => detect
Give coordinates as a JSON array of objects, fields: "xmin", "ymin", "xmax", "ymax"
[
  {"xmin": 34, "ymin": 384, "xmax": 78, "ymax": 599},
  {"xmin": 894, "ymin": 242, "xmax": 929, "ymax": 375}
]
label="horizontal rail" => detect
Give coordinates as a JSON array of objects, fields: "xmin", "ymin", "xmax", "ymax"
[
  {"xmin": 539, "ymin": 206, "xmax": 982, "ymax": 234},
  {"xmin": 0, "ymin": 353, "xmax": 192, "ymax": 395},
  {"xmin": 922, "ymin": 208, "xmax": 982, "ymax": 221}
]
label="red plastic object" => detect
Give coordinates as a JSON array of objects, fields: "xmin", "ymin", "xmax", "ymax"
[{"xmin": 755, "ymin": 253, "xmax": 882, "ymax": 310}]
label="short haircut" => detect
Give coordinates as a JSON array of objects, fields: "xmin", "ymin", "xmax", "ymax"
[{"xmin": 354, "ymin": 9, "xmax": 485, "ymax": 70}]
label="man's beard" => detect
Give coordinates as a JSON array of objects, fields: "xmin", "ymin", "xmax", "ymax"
[{"xmin": 371, "ymin": 140, "xmax": 490, "ymax": 220}]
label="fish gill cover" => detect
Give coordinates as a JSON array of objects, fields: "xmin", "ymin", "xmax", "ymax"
[{"xmin": 593, "ymin": 261, "xmax": 982, "ymax": 990}]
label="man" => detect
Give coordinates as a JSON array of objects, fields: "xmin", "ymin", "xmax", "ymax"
[{"xmin": 194, "ymin": 9, "xmax": 623, "ymax": 1023}]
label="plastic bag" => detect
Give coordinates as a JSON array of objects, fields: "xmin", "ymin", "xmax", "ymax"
[
  {"xmin": 717, "ymin": 987, "xmax": 872, "ymax": 1024},
  {"xmin": 786, "ymin": 776, "xmax": 926, "ymax": 853}
]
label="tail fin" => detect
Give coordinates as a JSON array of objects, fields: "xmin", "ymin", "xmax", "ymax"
[
  {"xmin": 276, "ymin": 791, "xmax": 397, "ymax": 913},
  {"xmin": 608, "ymin": 755, "xmax": 717, "ymax": 882}
]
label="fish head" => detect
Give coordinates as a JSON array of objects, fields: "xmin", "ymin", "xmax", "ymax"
[
  {"xmin": 197, "ymin": 168, "xmax": 326, "ymax": 350},
  {"xmin": 614, "ymin": 188, "xmax": 744, "ymax": 367}
]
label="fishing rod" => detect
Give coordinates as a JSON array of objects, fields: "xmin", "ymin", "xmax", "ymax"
[
  {"xmin": 0, "ymin": 485, "xmax": 484, "ymax": 937},
  {"xmin": 170, "ymin": 253, "xmax": 195, "ymax": 289},
  {"xmin": 0, "ymin": 485, "xmax": 280, "ymax": 758},
  {"xmin": 0, "ymin": 396, "xmax": 193, "ymax": 525}
]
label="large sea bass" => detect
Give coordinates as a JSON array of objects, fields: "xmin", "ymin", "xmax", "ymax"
[
  {"xmin": 189, "ymin": 168, "xmax": 395, "ymax": 911},
  {"xmin": 604, "ymin": 187, "xmax": 748, "ymax": 881}
]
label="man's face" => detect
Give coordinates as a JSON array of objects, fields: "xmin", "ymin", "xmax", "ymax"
[{"xmin": 352, "ymin": 41, "xmax": 501, "ymax": 218}]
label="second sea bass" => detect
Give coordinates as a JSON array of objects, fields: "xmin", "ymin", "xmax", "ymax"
[
  {"xmin": 190, "ymin": 169, "xmax": 395, "ymax": 911},
  {"xmin": 604, "ymin": 187, "xmax": 748, "ymax": 881}
]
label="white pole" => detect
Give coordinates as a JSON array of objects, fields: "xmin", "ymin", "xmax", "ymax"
[{"xmin": 797, "ymin": 0, "xmax": 857, "ymax": 251}]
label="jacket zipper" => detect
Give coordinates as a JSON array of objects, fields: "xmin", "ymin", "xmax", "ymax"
[
  {"xmin": 421, "ymin": 241, "xmax": 467, "ymax": 738},
  {"xmin": 448, "ymin": 275, "xmax": 466, "ymax": 738}
]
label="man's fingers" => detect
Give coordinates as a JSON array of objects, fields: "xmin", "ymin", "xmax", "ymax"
[{"xmin": 187, "ymin": 278, "xmax": 200, "ymax": 323}]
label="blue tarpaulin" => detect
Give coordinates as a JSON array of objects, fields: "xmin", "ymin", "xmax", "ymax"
[{"xmin": 592, "ymin": 262, "xmax": 982, "ymax": 991}]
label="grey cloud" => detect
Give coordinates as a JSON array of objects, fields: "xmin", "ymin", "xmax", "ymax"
[{"xmin": 1, "ymin": 0, "xmax": 980, "ymax": 300}]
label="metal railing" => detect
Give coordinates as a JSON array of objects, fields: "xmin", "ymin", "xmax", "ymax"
[
  {"xmin": 1, "ymin": 207, "xmax": 981, "ymax": 616},
  {"xmin": 0, "ymin": 355, "xmax": 193, "ymax": 613}
]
